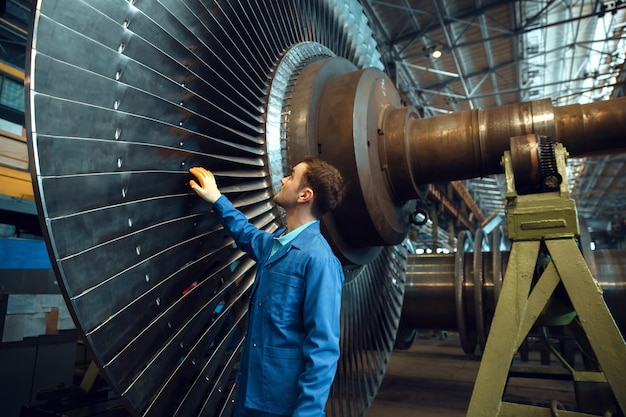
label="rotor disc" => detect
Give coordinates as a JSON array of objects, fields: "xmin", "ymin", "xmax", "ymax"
[{"xmin": 26, "ymin": 1, "xmax": 404, "ymax": 416}]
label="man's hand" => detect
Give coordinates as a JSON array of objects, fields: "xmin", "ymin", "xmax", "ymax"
[{"xmin": 189, "ymin": 167, "xmax": 222, "ymax": 203}]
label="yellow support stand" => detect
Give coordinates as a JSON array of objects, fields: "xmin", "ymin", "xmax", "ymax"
[
  {"xmin": 80, "ymin": 360, "xmax": 101, "ymax": 393},
  {"xmin": 466, "ymin": 140, "xmax": 626, "ymax": 417}
]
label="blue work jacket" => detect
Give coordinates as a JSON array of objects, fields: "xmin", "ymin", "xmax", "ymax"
[{"xmin": 213, "ymin": 196, "xmax": 344, "ymax": 417}]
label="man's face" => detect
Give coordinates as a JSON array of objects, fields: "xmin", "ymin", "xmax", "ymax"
[{"xmin": 273, "ymin": 162, "xmax": 308, "ymax": 208}]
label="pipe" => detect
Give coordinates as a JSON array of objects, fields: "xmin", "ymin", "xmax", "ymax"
[
  {"xmin": 383, "ymin": 97, "xmax": 626, "ymax": 201},
  {"xmin": 401, "ymin": 249, "xmax": 626, "ymax": 336}
]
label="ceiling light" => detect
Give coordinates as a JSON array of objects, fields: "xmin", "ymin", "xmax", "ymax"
[{"xmin": 431, "ymin": 49, "xmax": 442, "ymax": 59}]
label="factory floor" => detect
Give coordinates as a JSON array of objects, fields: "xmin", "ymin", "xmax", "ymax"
[
  {"xmin": 19, "ymin": 331, "xmax": 592, "ymax": 417},
  {"xmin": 366, "ymin": 332, "xmax": 577, "ymax": 417}
]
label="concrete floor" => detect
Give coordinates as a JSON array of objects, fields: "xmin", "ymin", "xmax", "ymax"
[
  {"xmin": 18, "ymin": 331, "xmax": 592, "ymax": 417},
  {"xmin": 366, "ymin": 332, "xmax": 578, "ymax": 417}
]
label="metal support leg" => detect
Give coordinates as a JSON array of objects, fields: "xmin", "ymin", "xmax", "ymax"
[
  {"xmin": 547, "ymin": 239, "xmax": 626, "ymax": 409},
  {"xmin": 466, "ymin": 237, "xmax": 626, "ymax": 416},
  {"xmin": 466, "ymin": 240, "xmax": 539, "ymax": 416}
]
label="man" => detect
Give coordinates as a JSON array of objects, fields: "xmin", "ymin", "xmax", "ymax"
[{"xmin": 189, "ymin": 157, "xmax": 347, "ymax": 417}]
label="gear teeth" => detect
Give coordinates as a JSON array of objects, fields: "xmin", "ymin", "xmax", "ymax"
[{"xmin": 538, "ymin": 136, "xmax": 561, "ymax": 191}]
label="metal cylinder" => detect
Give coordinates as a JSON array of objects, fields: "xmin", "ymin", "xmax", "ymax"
[
  {"xmin": 298, "ymin": 61, "xmax": 626, "ymax": 263},
  {"xmin": 402, "ymin": 249, "xmax": 626, "ymax": 337},
  {"xmin": 306, "ymin": 64, "xmax": 626, "ymax": 267},
  {"xmin": 317, "ymin": 67, "xmax": 414, "ymax": 249},
  {"xmin": 554, "ymin": 99, "xmax": 626, "ymax": 156},
  {"xmin": 383, "ymin": 96, "xmax": 626, "ymax": 200}
]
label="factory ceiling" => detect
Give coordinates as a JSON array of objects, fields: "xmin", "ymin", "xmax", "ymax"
[{"xmin": 0, "ymin": 0, "xmax": 625, "ymax": 249}]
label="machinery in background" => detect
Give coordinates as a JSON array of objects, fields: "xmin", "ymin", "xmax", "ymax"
[{"xmin": 469, "ymin": 136, "xmax": 625, "ymax": 416}]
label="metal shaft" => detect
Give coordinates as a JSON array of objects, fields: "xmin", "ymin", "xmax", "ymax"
[
  {"xmin": 402, "ymin": 249, "xmax": 626, "ymax": 341},
  {"xmin": 383, "ymin": 97, "xmax": 626, "ymax": 201},
  {"xmin": 311, "ymin": 64, "xmax": 626, "ymax": 255}
]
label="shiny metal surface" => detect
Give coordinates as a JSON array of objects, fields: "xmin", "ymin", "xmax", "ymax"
[
  {"xmin": 266, "ymin": 42, "xmax": 335, "ymax": 198},
  {"xmin": 27, "ymin": 1, "xmax": 402, "ymax": 417},
  {"xmin": 317, "ymin": 66, "xmax": 416, "ymax": 252},
  {"xmin": 402, "ymin": 248, "xmax": 626, "ymax": 350},
  {"xmin": 331, "ymin": 244, "xmax": 408, "ymax": 416},
  {"xmin": 385, "ymin": 96, "xmax": 626, "ymax": 195},
  {"xmin": 297, "ymin": 62, "xmax": 626, "ymax": 253}
]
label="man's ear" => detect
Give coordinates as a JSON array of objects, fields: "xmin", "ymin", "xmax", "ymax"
[{"xmin": 298, "ymin": 187, "xmax": 313, "ymax": 203}]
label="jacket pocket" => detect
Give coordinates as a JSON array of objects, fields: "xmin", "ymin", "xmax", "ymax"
[
  {"xmin": 268, "ymin": 273, "xmax": 304, "ymax": 325},
  {"xmin": 263, "ymin": 346, "xmax": 304, "ymax": 412}
]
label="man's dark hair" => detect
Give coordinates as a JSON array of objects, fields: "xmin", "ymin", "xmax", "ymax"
[{"xmin": 300, "ymin": 157, "xmax": 347, "ymax": 218}]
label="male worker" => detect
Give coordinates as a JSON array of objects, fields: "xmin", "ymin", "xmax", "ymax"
[{"xmin": 189, "ymin": 157, "xmax": 347, "ymax": 417}]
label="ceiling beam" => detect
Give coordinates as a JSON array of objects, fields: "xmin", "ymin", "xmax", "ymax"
[{"xmin": 386, "ymin": 0, "xmax": 518, "ymax": 45}]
